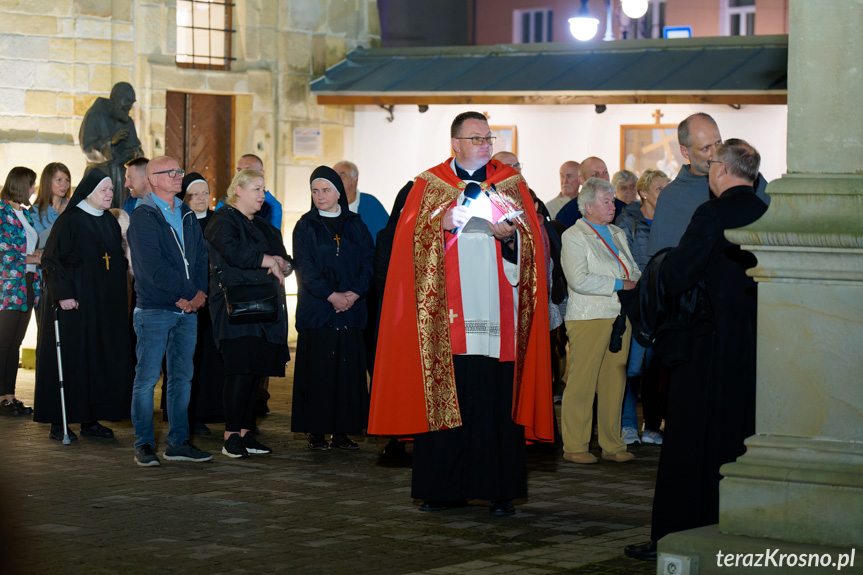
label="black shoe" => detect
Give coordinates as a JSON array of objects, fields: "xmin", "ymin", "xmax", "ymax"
[
  {"xmin": 164, "ymin": 440, "xmax": 213, "ymax": 462},
  {"xmin": 382, "ymin": 438, "xmax": 407, "ymax": 458},
  {"xmin": 489, "ymin": 499, "xmax": 515, "ymax": 517},
  {"xmin": 80, "ymin": 423, "xmax": 114, "ymax": 438},
  {"xmin": 418, "ymin": 500, "xmax": 468, "ymax": 512},
  {"xmin": 331, "ymin": 435, "xmax": 359, "ymax": 450},
  {"xmin": 10, "ymin": 399, "xmax": 32, "ymax": 415},
  {"xmin": 135, "ymin": 444, "xmax": 160, "ymax": 467},
  {"xmin": 0, "ymin": 400, "xmax": 22, "ymax": 416},
  {"xmin": 222, "ymin": 433, "xmax": 250, "ymax": 459},
  {"xmin": 308, "ymin": 435, "xmax": 329, "ymax": 451},
  {"xmin": 624, "ymin": 541, "xmax": 657, "ymax": 561},
  {"xmin": 241, "ymin": 434, "xmax": 271, "ymax": 454},
  {"xmin": 192, "ymin": 421, "xmax": 211, "ymax": 436},
  {"xmin": 49, "ymin": 425, "xmax": 78, "ymax": 441}
]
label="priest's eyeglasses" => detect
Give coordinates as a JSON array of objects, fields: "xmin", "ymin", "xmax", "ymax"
[
  {"xmin": 454, "ymin": 136, "xmax": 496, "ymax": 146},
  {"xmin": 152, "ymin": 169, "xmax": 186, "ymax": 178}
]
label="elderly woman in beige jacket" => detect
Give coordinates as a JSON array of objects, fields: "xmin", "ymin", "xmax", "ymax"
[{"xmin": 560, "ymin": 178, "xmax": 641, "ymax": 464}]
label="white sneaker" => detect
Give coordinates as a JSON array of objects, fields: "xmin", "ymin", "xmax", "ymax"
[
  {"xmin": 642, "ymin": 428, "xmax": 663, "ymax": 445},
  {"xmin": 621, "ymin": 427, "xmax": 640, "ymax": 445}
]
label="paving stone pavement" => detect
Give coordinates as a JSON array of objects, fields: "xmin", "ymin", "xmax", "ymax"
[{"xmin": 1, "ymin": 364, "xmax": 659, "ymax": 575}]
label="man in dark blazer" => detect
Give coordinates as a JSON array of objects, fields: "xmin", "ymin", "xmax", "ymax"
[{"xmin": 626, "ymin": 139, "xmax": 769, "ymax": 561}]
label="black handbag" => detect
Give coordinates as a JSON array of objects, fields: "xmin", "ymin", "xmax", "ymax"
[
  {"xmin": 608, "ymin": 311, "xmax": 627, "ymax": 353},
  {"xmin": 221, "ymin": 279, "xmax": 279, "ymax": 325}
]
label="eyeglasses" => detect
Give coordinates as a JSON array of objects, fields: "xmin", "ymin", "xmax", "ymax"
[
  {"xmin": 152, "ymin": 169, "xmax": 186, "ymax": 178},
  {"xmin": 454, "ymin": 136, "xmax": 496, "ymax": 146},
  {"xmin": 507, "ymin": 162, "xmax": 523, "ymax": 170},
  {"xmin": 706, "ymin": 160, "xmax": 724, "ymax": 170}
]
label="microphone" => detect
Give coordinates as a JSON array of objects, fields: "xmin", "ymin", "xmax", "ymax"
[
  {"xmin": 452, "ymin": 182, "xmax": 483, "ymax": 235},
  {"xmin": 462, "ymin": 182, "xmax": 482, "ymax": 207}
]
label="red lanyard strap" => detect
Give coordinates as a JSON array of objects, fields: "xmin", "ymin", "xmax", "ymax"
[{"xmin": 583, "ymin": 221, "xmax": 629, "ymax": 280}]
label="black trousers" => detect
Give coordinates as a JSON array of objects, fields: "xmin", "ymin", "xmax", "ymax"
[
  {"xmin": 411, "ymin": 355, "xmax": 526, "ymax": 502},
  {"xmin": 0, "ymin": 273, "xmax": 35, "ymax": 396},
  {"xmin": 223, "ymin": 374, "xmax": 261, "ymax": 432},
  {"xmin": 641, "ymin": 362, "xmax": 667, "ymax": 431}
]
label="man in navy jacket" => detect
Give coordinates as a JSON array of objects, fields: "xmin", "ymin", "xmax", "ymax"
[{"xmin": 127, "ymin": 155, "xmax": 211, "ymax": 467}]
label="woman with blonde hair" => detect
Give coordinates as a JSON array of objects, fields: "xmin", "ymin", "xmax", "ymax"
[
  {"xmin": 614, "ymin": 169, "xmax": 669, "ymax": 446},
  {"xmin": 205, "ymin": 168, "xmax": 292, "ymax": 458}
]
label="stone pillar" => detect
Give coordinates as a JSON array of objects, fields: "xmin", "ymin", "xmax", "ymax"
[{"xmin": 658, "ymin": 1, "xmax": 863, "ymax": 572}]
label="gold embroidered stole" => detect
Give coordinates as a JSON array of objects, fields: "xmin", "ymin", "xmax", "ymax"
[{"xmin": 412, "ymin": 170, "xmax": 538, "ymax": 431}]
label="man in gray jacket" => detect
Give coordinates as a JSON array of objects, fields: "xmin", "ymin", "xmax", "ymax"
[{"xmin": 646, "ymin": 113, "xmax": 768, "ymax": 257}]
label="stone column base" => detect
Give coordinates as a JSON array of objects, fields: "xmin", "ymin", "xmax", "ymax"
[
  {"xmin": 658, "ymin": 525, "xmax": 861, "ymax": 575},
  {"xmin": 718, "ymin": 435, "xmax": 863, "ymax": 549}
]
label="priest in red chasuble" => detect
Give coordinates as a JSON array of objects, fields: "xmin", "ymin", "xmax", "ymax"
[{"xmin": 368, "ymin": 111, "xmax": 553, "ymax": 517}]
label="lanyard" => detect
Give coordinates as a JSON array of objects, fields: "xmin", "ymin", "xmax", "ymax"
[{"xmin": 583, "ymin": 221, "xmax": 629, "ymax": 280}]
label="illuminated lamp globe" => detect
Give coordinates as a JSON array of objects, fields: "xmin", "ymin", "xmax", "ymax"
[
  {"xmin": 621, "ymin": 0, "xmax": 649, "ymax": 19},
  {"xmin": 569, "ymin": 16, "xmax": 600, "ymax": 42}
]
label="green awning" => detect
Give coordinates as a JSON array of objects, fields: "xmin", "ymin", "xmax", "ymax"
[{"xmin": 312, "ymin": 35, "xmax": 787, "ymax": 106}]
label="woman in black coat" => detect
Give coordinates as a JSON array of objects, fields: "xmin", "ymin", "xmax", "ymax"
[
  {"xmin": 205, "ymin": 168, "xmax": 291, "ymax": 459},
  {"xmin": 291, "ymin": 166, "xmax": 374, "ymax": 451}
]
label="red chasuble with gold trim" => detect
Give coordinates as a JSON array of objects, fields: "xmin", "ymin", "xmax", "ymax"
[{"xmin": 368, "ymin": 158, "xmax": 553, "ymax": 443}]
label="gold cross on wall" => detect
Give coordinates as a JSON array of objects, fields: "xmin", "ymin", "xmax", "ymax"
[{"xmin": 652, "ymin": 109, "xmax": 664, "ymax": 125}]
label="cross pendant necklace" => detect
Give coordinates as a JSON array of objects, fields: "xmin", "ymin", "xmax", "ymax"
[
  {"xmin": 333, "ymin": 233, "xmax": 340, "ymax": 256},
  {"xmin": 102, "ymin": 252, "xmax": 111, "ymax": 270}
]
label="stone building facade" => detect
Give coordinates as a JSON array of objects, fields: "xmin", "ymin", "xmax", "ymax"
[{"xmin": 0, "ymin": 0, "xmax": 381, "ymax": 228}]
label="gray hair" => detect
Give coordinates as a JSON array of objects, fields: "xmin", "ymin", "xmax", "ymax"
[
  {"xmin": 678, "ymin": 112, "xmax": 717, "ymax": 148},
  {"xmin": 335, "ymin": 160, "xmax": 358, "ymax": 178},
  {"xmin": 611, "ymin": 170, "xmax": 637, "ymax": 188},
  {"xmin": 577, "ymin": 177, "xmax": 616, "ymax": 215},
  {"xmin": 715, "ymin": 138, "xmax": 760, "ymax": 183}
]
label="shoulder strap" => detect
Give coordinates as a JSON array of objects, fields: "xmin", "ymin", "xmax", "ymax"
[{"xmin": 582, "ymin": 221, "xmax": 629, "ymax": 280}]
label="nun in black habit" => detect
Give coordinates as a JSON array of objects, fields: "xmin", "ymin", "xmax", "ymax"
[
  {"xmin": 34, "ymin": 169, "xmax": 133, "ymax": 441},
  {"xmin": 291, "ymin": 166, "xmax": 374, "ymax": 451},
  {"xmin": 179, "ymin": 172, "xmax": 224, "ymax": 427}
]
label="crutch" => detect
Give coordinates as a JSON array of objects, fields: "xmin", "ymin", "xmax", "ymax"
[{"xmin": 53, "ymin": 305, "xmax": 72, "ymax": 445}]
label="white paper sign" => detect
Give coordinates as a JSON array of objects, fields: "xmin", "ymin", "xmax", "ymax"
[{"xmin": 293, "ymin": 128, "xmax": 322, "ymax": 159}]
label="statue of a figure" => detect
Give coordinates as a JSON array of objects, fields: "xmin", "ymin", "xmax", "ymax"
[{"xmin": 79, "ymin": 82, "xmax": 144, "ymax": 208}]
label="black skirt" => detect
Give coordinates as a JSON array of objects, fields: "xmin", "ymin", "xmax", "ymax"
[
  {"xmin": 220, "ymin": 336, "xmax": 289, "ymax": 377},
  {"xmin": 189, "ymin": 304, "xmax": 225, "ymax": 420},
  {"xmin": 411, "ymin": 355, "xmax": 527, "ymax": 502},
  {"xmin": 291, "ymin": 327, "xmax": 368, "ymax": 435}
]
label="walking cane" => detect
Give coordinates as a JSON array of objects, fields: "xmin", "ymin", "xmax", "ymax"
[{"xmin": 53, "ymin": 305, "xmax": 72, "ymax": 445}]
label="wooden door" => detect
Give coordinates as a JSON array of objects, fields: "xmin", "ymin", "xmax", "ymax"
[{"xmin": 165, "ymin": 91, "xmax": 234, "ymax": 206}]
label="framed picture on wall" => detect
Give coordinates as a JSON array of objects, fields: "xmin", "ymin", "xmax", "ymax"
[
  {"xmin": 620, "ymin": 124, "xmax": 684, "ymax": 178},
  {"xmin": 491, "ymin": 125, "xmax": 518, "ymax": 155}
]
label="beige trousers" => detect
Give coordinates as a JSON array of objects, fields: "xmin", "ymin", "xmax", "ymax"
[{"xmin": 561, "ymin": 317, "xmax": 631, "ymax": 455}]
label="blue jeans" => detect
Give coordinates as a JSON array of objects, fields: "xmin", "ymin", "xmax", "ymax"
[
  {"xmin": 131, "ymin": 308, "xmax": 197, "ymax": 448},
  {"xmin": 621, "ymin": 336, "xmax": 654, "ymax": 430}
]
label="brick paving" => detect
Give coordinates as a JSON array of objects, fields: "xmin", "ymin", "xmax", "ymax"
[{"xmin": 1, "ymin": 362, "xmax": 659, "ymax": 575}]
